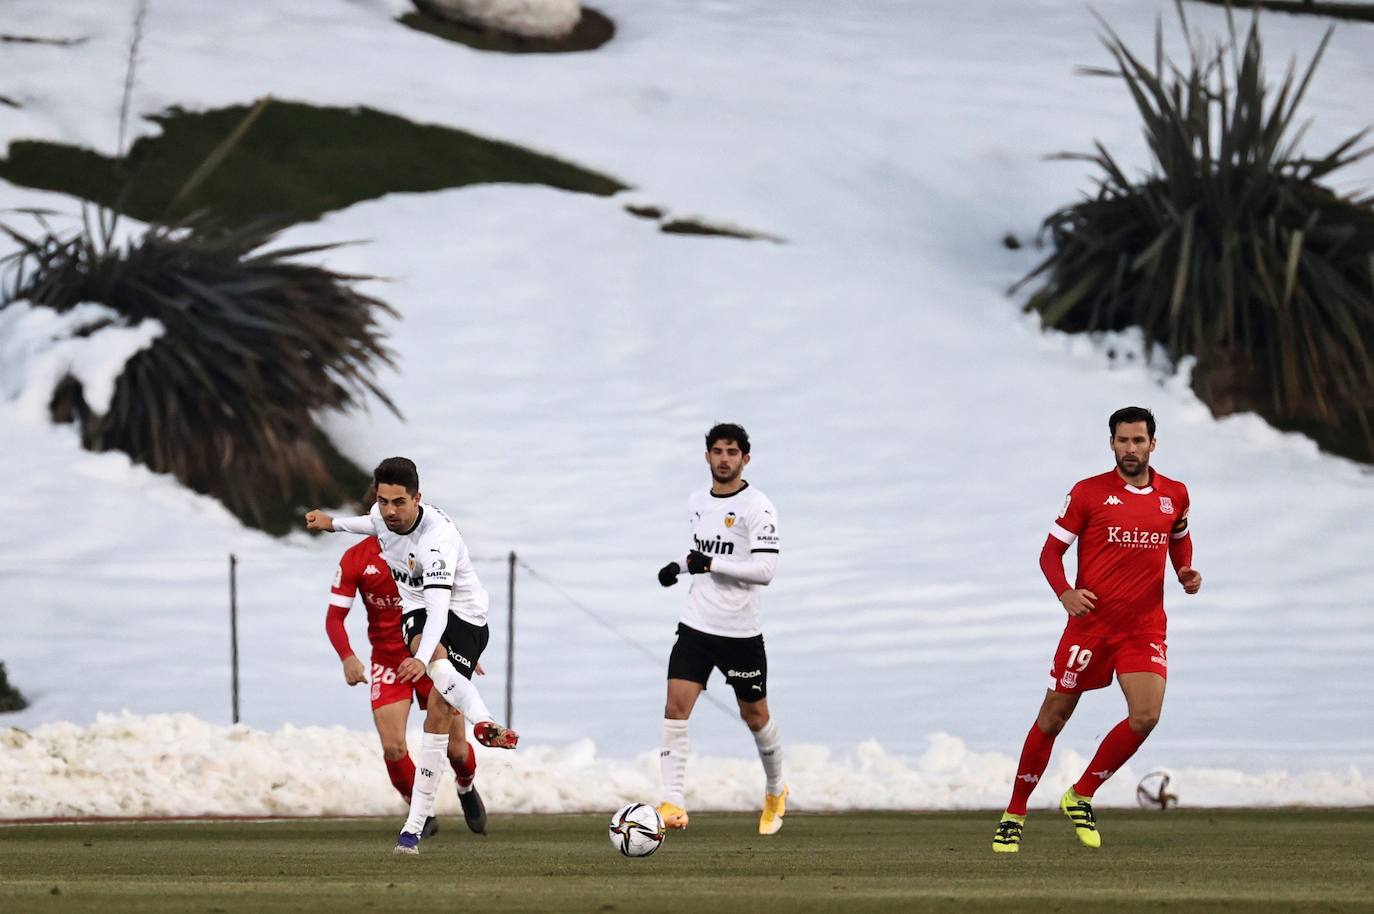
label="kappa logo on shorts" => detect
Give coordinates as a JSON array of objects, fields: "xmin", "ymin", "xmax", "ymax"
[
  {"xmin": 1159, "ymin": 496, "xmax": 1175, "ymax": 514},
  {"xmin": 1060, "ymin": 670, "xmax": 1078, "ymax": 689}
]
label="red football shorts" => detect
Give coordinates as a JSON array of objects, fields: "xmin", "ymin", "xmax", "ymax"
[
  {"xmin": 369, "ymin": 653, "xmax": 434, "ymax": 710},
  {"xmin": 1049, "ymin": 629, "xmax": 1168, "ymax": 693}
]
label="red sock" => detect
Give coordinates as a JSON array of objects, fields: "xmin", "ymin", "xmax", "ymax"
[
  {"xmin": 385, "ymin": 755, "xmax": 416, "ymax": 803},
  {"xmin": 1006, "ymin": 723, "xmax": 1056, "ymax": 816},
  {"xmin": 450, "ymin": 741, "xmax": 476, "ymax": 788},
  {"xmin": 1073, "ymin": 719, "xmax": 1147, "ymax": 797}
]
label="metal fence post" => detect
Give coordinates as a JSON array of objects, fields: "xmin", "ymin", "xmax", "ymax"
[
  {"xmin": 229, "ymin": 553, "xmax": 240, "ymax": 724},
  {"xmin": 506, "ymin": 550, "xmax": 515, "ymax": 727}
]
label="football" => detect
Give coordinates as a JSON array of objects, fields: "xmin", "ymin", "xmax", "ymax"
[{"xmin": 608, "ymin": 803, "xmax": 666, "ymax": 857}]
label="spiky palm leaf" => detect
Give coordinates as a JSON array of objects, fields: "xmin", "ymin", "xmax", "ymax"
[
  {"xmin": 1, "ymin": 213, "xmax": 398, "ymax": 533},
  {"xmin": 1018, "ymin": 4, "xmax": 1374, "ymax": 459}
]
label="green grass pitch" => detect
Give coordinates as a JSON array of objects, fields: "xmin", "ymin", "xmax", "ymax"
[{"xmin": 2, "ymin": 810, "xmax": 1371, "ymax": 913}]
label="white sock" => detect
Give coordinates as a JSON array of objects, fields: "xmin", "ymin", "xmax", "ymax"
[
  {"xmin": 403, "ymin": 731, "xmax": 449, "ymax": 836},
  {"xmin": 753, "ymin": 718, "xmax": 784, "ymax": 795},
  {"xmin": 660, "ymin": 718, "xmax": 690, "ymax": 808},
  {"xmin": 427, "ymin": 659, "xmax": 494, "ymax": 724}
]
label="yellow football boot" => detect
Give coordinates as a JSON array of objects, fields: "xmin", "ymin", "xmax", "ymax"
[
  {"xmin": 992, "ymin": 812, "xmax": 1025, "ymax": 853},
  {"xmin": 1059, "ymin": 787, "xmax": 1101, "ymax": 848},
  {"xmin": 759, "ymin": 785, "xmax": 788, "ymax": 835},
  {"xmin": 657, "ymin": 802, "xmax": 689, "ymax": 830}
]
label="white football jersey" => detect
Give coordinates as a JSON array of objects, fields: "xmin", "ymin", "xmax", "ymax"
[
  {"xmin": 363, "ymin": 501, "xmax": 489, "ymax": 626},
  {"xmin": 682, "ymin": 482, "xmax": 780, "ymax": 637}
]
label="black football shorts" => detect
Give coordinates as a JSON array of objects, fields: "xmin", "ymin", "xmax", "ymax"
[
  {"xmin": 401, "ymin": 609, "xmax": 489, "ymax": 680},
  {"xmin": 667, "ymin": 622, "xmax": 768, "ymax": 702}
]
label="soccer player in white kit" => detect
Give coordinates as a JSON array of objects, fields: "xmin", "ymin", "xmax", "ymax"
[
  {"xmin": 656, "ymin": 423, "xmax": 788, "ymax": 835},
  {"xmin": 306, "ymin": 457, "xmax": 517, "ymax": 855}
]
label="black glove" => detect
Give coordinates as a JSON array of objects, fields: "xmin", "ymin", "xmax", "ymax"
[
  {"xmin": 686, "ymin": 550, "xmax": 712, "ymax": 574},
  {"xmin": 657, "ymin": 562, "xmax": 681, "ymax": 587}
]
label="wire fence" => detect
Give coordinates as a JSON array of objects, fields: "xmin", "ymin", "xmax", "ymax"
[{"xmin": 215, "ymin": 550, "xmax": 739, "ymax": 727}]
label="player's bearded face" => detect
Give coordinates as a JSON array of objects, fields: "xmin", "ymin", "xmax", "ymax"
[
  {"xmin": 706, "ymin": 441, "xmax": 749, "ymax": 484},
  {"xmin": 376, "ymin": 483, "xmax": 420, "ymax": 531},
  {"xmin": 1111, "ymin": 421, "xmax": 1156, "ymax": 479}
]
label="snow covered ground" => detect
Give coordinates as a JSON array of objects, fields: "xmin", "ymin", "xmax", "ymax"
[{"xmin": 2, "ymin": 0, "xmax": 1373, "ymax": 816}]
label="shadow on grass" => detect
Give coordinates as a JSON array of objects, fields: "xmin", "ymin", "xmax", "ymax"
[{"xmin": 0, "ymin": 99, "xmax": 627, "ymax": 228}]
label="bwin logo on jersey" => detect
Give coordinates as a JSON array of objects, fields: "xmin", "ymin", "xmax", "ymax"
[{"xmin": 694, "ymin": 534, "xmax": 735, "ymax": 556}]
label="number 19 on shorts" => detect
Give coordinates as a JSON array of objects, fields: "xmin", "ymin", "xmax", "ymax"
[{"xmin": 1066, "ymin": 644, "xmax": 1093, "ymax": 672}]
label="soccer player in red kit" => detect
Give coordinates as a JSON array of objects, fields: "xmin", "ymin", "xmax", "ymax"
[
  {"xmin": 328, "ymin": 534, "xmax": 488, "ymax": 835},
  {"xmin": 992, "ymin": 407, "xmax": 1202, "ymax": 852}
]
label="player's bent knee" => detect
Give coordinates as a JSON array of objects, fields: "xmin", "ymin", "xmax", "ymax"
[
  {"xmin": 425, "ymin": 697, "xmax": 453, "ymax": 724},
  {"xmin": 381, "ymin": 742, "xmax": 408, "ymax": 761},
  {"xmin": 663, "ymin": 698, "xmax": 694, "ymax": 719},
  {"xmin": 1036, "ymin": 713, "xmax": 1070, "ymax": 736},
  {"xmin": 1129, "ymin": 711, "xmax": 1160, "ymax": 734},
  {"xmin": 739, "ymin": 706, "xmax": 769, "ymax": 730}
]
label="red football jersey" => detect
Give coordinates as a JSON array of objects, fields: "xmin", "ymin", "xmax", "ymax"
[
  {"xmin": 329, "ymin": 536, "xmax": 408, "ymax": 657},
  {"xmin": 1050, "ymin": 468, "xmax": 1191, "ymax": 636}
]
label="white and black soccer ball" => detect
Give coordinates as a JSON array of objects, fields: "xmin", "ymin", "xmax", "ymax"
[
  {"xmin": 608, "ymin": 803, "xmax": 665, "ymax": 858},
  {"xmin": 1136, "ymin": 770, "xmax": 1179, "ymax": 809}
]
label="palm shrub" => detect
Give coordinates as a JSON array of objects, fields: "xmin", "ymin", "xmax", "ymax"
[
  {"xmin": 0, "ymin": 662, "xmax": 27, "ymax": 713},
  {"xmin": 1017, "ymin": 5, "xmax": 1374, "ymax": 461},
  {"xmin": 1, "ymin": 214, "xmax": 398, "ymax": 534}
]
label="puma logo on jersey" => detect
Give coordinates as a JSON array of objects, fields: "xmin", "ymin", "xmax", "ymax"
[
  {"xmin": 694, "ymin": 534, "xmax": 735, "ymax": 556},
  {"xmin": 1104, "ymin": 495, "xmax": 1123, "ymax": 505}
]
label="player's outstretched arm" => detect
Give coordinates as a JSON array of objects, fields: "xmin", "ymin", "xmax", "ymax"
[{"xmin": 305, "ymin": 510, "xmax": 335, "ymax": 532}]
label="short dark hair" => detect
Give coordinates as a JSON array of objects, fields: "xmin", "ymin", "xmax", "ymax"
[
  {"xmin": 705, "ymin": 423, "xmax": 750, "ymax": 454},
  {"xmin": 1109, "ymin": 406, "xmax": 1156, "ymax": 439},
  {"xmin": 373, "ymin": 456, "xmax": 419, "ymax": 494}
]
